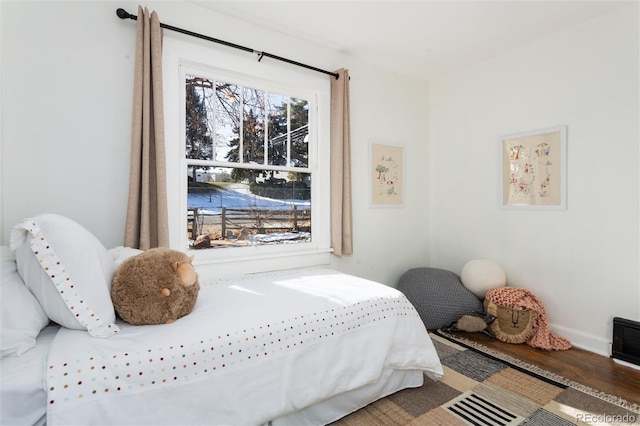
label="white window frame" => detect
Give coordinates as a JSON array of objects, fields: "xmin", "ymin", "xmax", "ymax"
[{"xmin": 166, "ymin": 58, "xmax": 331, "ymax": 278}]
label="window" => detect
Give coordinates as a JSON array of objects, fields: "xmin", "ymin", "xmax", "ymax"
[{"xmin": 178, "ymin": 63, "xmax": 329, "ymax": 266}]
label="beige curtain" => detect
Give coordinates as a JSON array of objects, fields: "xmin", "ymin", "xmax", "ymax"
[
  {"xmin": 330, "ymin": 68, "xmax": 353, "ymax": 256},
  {"xmin": 124, "ymin": 6, "xmax": 169, "ymax": 250}
]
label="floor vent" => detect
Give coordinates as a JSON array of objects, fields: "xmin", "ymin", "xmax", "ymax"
[
  {"xmin": 613, "ymin": 317, "xmax": 640, "ymax": 366},
  {"xmin": 443, "ymin": 391, "xmax": 524, "ymax": 426}
]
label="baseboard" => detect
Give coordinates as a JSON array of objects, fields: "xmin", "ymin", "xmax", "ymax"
[
  {"xmin": 550, "ymin": 324, "xmax": 611, "ymax": 358},
  {"xmin": 613, "ymin": 358, "xmax": 640, "ymax": 371}
]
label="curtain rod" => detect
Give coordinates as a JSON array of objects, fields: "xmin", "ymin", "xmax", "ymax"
[{"xmin": 116, "ymin": 8, "xmax": 340, "ymax": 80}]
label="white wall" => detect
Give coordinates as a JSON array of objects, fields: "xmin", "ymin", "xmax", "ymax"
[
  {"xmin": 428, "ymin": 4, "xmax": 639, "ymax": 355},
  {"xmin": 329, "ymin": 65, "xmax": 430, "ymax": 284},
  {"xmin": 5, "ymin": 1, "xmax": 633, "ymax": 354},
  {"xmin": 0, "ymin": 1, "xmax": 430, "ymax": 287},
  {"xmin": 1, "ymin": 1, "xmax": 134, "ymax": 249}
]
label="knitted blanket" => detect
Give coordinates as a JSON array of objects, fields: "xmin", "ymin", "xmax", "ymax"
[{"xmin": 485, "ymin": 287, "xmax": 572, "ymax": 351}]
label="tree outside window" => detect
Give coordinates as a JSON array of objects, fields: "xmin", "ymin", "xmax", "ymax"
[{"xmin": 184, "ymin": 74, "xmax": 311, "ymax": 250}]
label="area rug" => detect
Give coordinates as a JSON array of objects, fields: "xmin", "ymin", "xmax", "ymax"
[{"xmin": 331, "ymin": 331, "xmax": 639, "ymax": 426}]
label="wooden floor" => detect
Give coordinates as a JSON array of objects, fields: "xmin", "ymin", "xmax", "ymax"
[{"xmin": 449, "ymin": 331, "xmax": 640, "ymax": 406}]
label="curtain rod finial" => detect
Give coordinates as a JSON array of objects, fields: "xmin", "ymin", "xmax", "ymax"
[{"xmin": 116, "ymin": 8, "xmax": 134, "ymax": 20}]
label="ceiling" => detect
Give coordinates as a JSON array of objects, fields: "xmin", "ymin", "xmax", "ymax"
[{"xmin": 192, "ymin": 0, "xmax": 633, "ymax": 81}]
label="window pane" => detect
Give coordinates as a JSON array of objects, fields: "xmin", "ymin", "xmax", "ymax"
[
  {"xmin": 243, "ymin": 88, "xmax": 265, "ymax": 164},
  {"xmin": 185, "ymin": 75, "xmax": 214, "ymax": 161},
  {"xmin": 215, "ymin": 81, "xmax": 240, "ymax": 162},
  {"xmin": 267, "ymin": 94, "xmax": 288, "ymax": 166},
  {"xmin": 290, "ymin": 98, "xmax": 309, "ymax": 168},
  {"xmin": 187, "ymin": 167, "xmax": 311, "ymax": 249}
]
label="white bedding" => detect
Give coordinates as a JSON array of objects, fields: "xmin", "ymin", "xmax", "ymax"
[
  {"xmin": 1, "ymin": 325, "xmax": 59, "ymax": 426},
  {"xmin": 45, "ymin": 268, "xmax": 443, "ymax": 425}
]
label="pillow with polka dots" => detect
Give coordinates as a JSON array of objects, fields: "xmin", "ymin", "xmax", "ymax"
[{"xmin": 11, "ymin": 214, "xmax": 119, "ymax": 337}]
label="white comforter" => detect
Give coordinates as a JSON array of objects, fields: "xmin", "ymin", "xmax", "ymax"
[{"xmin": 46, "ymin": 268, "xmax": 443, "ymax": 425}]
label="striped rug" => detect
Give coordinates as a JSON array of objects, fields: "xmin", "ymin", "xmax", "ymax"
[{"xmin": 331, "ymin": 332, "xmax": 639, "ymax": 426}]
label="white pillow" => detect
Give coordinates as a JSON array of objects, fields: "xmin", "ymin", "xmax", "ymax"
[
  {"xmin": 0, "ymin": 246, "xmax": 49, "ymax": 358},
  {"xmin": 109, "ymin": 245, "xmax": 144, "ymax": 268},
  {"xmin": 460, "ymin": 259, "xmax": 507, "ymax": 298},
  {"xmin": 11, "ymin": 214, "xmax": 120, "ymax": 337}
]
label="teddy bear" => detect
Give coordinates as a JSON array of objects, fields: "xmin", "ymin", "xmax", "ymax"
[{"xmin": 111, "ymin": 248, "xmax": 200, "ymax": 325}]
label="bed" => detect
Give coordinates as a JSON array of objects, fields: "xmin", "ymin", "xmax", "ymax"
[
  {"xmin": 1, "ymin": 325, "xmax": 59, "ymax": 426},
  {"xmin": 2, "ymin": 214, "xmax": 443, "ymax": 425}
]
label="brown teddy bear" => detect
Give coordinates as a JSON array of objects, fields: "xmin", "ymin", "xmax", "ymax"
[{"xmin": 111, "ymin": 248, "xmax": 200, "ymax": 325}]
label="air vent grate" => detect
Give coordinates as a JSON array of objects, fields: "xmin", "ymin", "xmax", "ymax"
[{"xmin": 443, "ymin": 391, "xmax": 524, "ymax": 426}]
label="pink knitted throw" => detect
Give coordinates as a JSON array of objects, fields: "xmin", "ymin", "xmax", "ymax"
[{"xmin": 485, "ymin": 287, "xmax": 572, "ymax": 351}]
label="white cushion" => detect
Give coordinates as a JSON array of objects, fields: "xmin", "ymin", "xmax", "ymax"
[
  {"xmin": 460, "ymin": 259, "xmax": 507, "ymax": 299},
  {"xmin": 11, "ymin": 214, "xmax": 119, "ymax": 337},
  {"xmin": 109, "ymin": 246, "xmax": 144, "ymax": 268},
  {"xmin": 0, "ymin": 246, "xmax": 49, "ymax": 358}
]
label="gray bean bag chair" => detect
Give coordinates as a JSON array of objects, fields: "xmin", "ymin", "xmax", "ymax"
[{"xmin": 397, "ymin": 267, "xmax": 483, "ymax": 330}]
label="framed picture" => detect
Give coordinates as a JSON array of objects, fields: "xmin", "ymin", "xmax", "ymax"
[
  {"xmin": 500, "ymin": 125, "xmax": 567, "ymax": 209},
  {"xmin": 370, "ymin": 141, "xmax": 404, "ymax": 207}
]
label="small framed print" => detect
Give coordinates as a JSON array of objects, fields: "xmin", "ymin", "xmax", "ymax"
[
  {"xmin": 500, "ymin": 125, "xmax": 567, "ymax": 209},
  {"xmin": 370, "ymin": 141, "xmax": 404, "ymax": 208}
]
